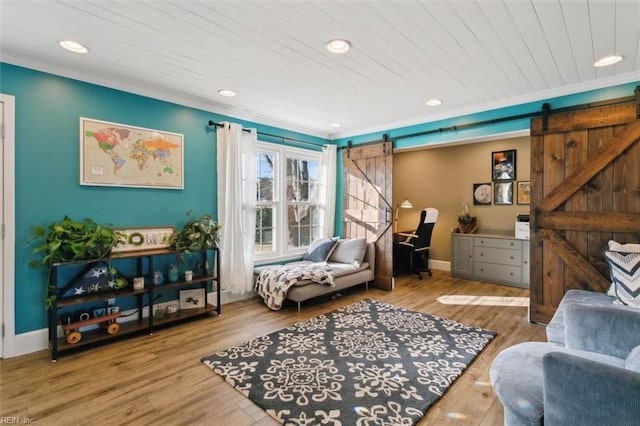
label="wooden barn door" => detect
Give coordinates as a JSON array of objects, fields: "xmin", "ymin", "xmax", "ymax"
[
  {"xmin": 530, "ymin": 95, "xmax": 640, "ymax": 323},
  {"xmin": 342, "ymin": 141, "xmax": 393, "ymax": 290}
]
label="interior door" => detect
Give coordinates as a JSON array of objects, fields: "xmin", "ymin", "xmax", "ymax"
[
  {"xmin": 342, "ymin": 141, "xmax": 393, "ymax": 290},
  {"xmin": 530, "ymin": 95, "xmax": 640, "ymax": 323}
]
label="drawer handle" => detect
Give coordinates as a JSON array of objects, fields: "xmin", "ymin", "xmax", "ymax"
[
  {"xmin": 510, "ymin": 256, "xmax": 514, "ymax": 259},
  {"xmin": 510, "ymin": 272, "xmax": 514, "ymax": 276},
  {"xmin": 480, "ymin": 268, "xmax": 484, "ymax": 272}
]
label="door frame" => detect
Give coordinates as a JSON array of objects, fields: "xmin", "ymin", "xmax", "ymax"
[{"xmin": 1, "ymin": 94, "xmax": 16, "ymax": 358}]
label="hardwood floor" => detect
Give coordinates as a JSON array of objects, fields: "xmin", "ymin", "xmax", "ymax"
[{"xmin": 0, "ymin": 271, "xmax": 546, "ymax": 425}]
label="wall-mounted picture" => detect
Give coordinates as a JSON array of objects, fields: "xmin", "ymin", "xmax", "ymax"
[
  {"xmin": 473, "ymin": 183, "xmax": 492, "ymax": 205},
  {"xmin": 492, "ymin": 150, "xmax": 516, "ymax": 181},
  {"xmin": 494, "ymin": 181, "xmax": 513, "ymax": 205},
  {"xmin": 80, "ymin": 117, "xmax": 184, "ymax": 189},
  {"xmin": 517, "ymin": 181, "xmax": 531, "ymax": 205}
]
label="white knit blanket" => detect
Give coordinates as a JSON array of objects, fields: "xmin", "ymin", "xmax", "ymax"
[{"xmin": 255, "ymin": 263, "xmax": 335, "ymax": 310}]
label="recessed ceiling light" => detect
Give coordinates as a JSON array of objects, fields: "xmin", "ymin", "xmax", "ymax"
[
  {"xmin": 59, "ymin": 40, "xmax": 88, "ymax": 54},
  {"xmin": 594, "ymin": 55, "xmax": 623, "ymax": 67},
  {"xmin": 217, "ymin": 89, "xmax": 236, "ymax": 97},
  {"xmin": 425, "ymin": 99, "xmax": 443, "ymax": 106},
  {"xmin": 325, "ymin": 39, "xmax": 351, "ymax": 54},
  {"xmin": 329, "ymin": 122, "xmax": 343, "ymax": 128}
]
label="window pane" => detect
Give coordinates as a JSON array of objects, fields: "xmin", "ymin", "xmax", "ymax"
[
  {"xmin": 287, "ymin": 159, "xmax": 310, "ymax": 202},
  {"xmin": 287, "ymin": 205, "xmax": 315, "ymax": 248},
  {"xmin": 257, "ymin": 153, "xmax": 274, "ymax": 202},
  {"xmin": 255, "ymin": 207, "xmax": 274, "ymax": 253}
]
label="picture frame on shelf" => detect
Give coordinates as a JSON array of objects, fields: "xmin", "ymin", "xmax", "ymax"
[
  {"xmin": 492, "ymin": 150, "xmax": 516, "ymax": 181},
  {"xmin": 517, "ymin": 181, "xmax": 531, "ymax": 205},
  {"xmin": 111, "ymin": 226, "xmax": 175, "ymax": 253},
  {"xmin": 494, "ymin": 181, "xmax": 514, "ymax": 205},
  {"xmin": 473, "ymin": 183, "xmax": 492, "ymax": 205},
  {"xmin": 179, "ymin": 288, "xmax": 206, "ymax": 310}
]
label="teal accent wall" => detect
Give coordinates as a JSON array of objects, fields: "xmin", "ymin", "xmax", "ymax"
[
  {"xmin": 332, "ymin": 81, "xmax": 640, "ymax": 236},
  {"xmin": 1, "ymin": 63, "xmax": 326, "ymax": 333}
]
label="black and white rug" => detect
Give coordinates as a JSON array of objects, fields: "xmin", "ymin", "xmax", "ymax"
[{"xmin": 202, "ymin": 299, "xmax": 496, "ymax": 425}]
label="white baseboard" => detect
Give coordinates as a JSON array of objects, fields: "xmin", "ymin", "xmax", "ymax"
[{"xmin": 431, "ymin": 260, "xmax": 451, "ymax": 271}]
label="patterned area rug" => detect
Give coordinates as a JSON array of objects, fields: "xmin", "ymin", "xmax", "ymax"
[{"xmin": 202, "ymin": 299, "xmax": 496, "ymax": 425}]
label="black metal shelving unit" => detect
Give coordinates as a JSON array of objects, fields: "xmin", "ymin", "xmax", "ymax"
[{"xmin": 47, "ymin": 248, "xmax": 220, "ymax": 361}]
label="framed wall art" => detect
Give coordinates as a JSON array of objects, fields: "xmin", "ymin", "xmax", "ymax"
[
  {"xmin": 473, "ymin": 183, "xmax": 492, "ymax": 205},
  {"xmin": 492, "ymin": 150, "xmax": 516, "ymax": 181},
  {"xmin": 80, "ymin": 117, "xmax": 184, "ymax": 189},
  {"xmin": 517, "ymin": 181, "xmax": 531, "ymax": 205},
  {"xmin": 494, "ymin": 181, "xmax": 513, "ymax": 205}
]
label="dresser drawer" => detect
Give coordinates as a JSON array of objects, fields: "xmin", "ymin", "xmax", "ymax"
[
  {"xmin": 474, "ymin": 237, "xmax": 521, "ymax": 250},
  {"xmin": 473, "ymin": 246, "xmax": 522, "ymax": 266},
  {"xmin": 474, "ymin": 262, "xmax": 522, "ymax": 284}
]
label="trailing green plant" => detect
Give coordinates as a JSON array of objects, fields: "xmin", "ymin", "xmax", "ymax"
[
  {"xmin": 169, "ymin": 210, "xmax": 221, "ymax": 262},
  {"xmin": 30, "ymin": 216, "xmax": 126, "ymax": 266},
  {"xmin": 29, "ymin": 216, "xmax": 126, "ymax": 308}
]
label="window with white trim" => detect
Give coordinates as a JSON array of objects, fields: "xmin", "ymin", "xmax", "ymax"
[{"xmin": 255, "ymin": 142, "xmax": 321, "ymax": 260}]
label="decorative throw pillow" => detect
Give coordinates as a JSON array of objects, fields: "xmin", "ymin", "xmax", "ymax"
[
  {"xmin": 328, "ymin": 238, "xmax": 367, "ymax": 267},
  {"xmin": 606, "ymin": 241, "xmax": 640, "ymax": 297},
  {"xmin": 604, "ymin": 250, "xmax": 640, "ymax": 308},
  {"xmin": 609, "ymin": 240, "xmax": 640, "ymax": 253},
  {"xmin": 302, "ymin": 238, "xmax": 338, "ymax": 262}
]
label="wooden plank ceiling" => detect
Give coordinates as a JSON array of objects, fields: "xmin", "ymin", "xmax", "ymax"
[{"xmin": 1, "ymin": 1, "xmax": 639, "ymax": 138}]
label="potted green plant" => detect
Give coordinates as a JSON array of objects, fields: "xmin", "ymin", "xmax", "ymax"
[
  {"xmin": 169, "ymin": 210, "xmax": 221, "ymax": 263},
  {"xmin": 29, "ymin": 216, "xmax": 127, "ymax": 307}
]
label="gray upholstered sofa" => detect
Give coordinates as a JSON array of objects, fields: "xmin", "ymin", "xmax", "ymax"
[
  {"xmin": 254, "ymin": 238, "xmax": 375, "ymax": 311},
  {"xmin": 490, "ymin": 290, "xmax": 640, "ymax": 426}
]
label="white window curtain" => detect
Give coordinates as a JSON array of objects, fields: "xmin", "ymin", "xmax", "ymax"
[
  {"xmin": 319, "ymin": 144, "xmax": 337, "ymax": 238},
  {"xmin": 216, "ymin": 122, "xmax": 257, "ymax": 294}
]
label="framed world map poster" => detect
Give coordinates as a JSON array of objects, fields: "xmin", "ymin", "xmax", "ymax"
[{"xmin": 80, "ymin": 117, "xmax": 184, "ymax": 189}]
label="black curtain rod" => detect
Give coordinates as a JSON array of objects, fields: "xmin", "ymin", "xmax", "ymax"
[
  {"xmin": 207, "ymin": 120, "xmax": 325, "ymax": 149},
  {"xmin": 339, "ymin": 90, "xmax": 638, "ymax": 150}
]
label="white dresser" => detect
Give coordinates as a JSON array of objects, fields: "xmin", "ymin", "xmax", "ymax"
[{"xmin": 451, "ymin": 232, "xmax": 529, "ymax": 288}]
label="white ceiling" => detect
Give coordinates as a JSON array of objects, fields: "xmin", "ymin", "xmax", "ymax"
[{"xmin": 1, "ymin": 1, "xmax": 639, "ymax": 139}]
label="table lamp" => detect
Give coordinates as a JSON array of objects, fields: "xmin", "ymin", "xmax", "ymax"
[{"xmin": 394, "ymin": 199, "xmax": 413, "ymax": 232}]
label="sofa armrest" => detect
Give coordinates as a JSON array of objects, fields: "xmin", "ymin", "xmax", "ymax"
[
  {"xmin": 564, "ymin": 303, "xmax": 640, "ymax": 359},
  {"xmin": 543, "ymin": 351, "xmax": 640, "ymax": 426}
]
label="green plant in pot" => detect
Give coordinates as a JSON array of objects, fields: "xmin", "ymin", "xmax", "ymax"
[
  {"xmin": 169, "ymin": 210, "xmax": 221, "ymax": 263},
  {"xmin": 29, "ymin": 216, "xmax": 127, "ymax": 307}
]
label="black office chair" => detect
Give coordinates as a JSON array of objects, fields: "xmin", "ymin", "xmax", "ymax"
[{"xmin": 396, "ymin": 208, "xmax": 438, "ymax": 279}]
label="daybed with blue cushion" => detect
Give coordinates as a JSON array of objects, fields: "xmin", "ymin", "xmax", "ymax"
[{"xmin": 254, "ymin": 237, "xmax": 375, "ymax": 311}]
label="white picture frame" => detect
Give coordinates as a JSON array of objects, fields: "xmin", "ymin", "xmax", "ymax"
[
  {"xmin": 179, "ymin": 289, "xmax": 206, "ymax": 310},
  {"xmin": 111, "ymin": 226, "xmax": 175, "ymax": 253}
]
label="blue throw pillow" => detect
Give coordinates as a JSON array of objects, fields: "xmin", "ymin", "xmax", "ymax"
[{"xmin": 302, "ymin": 238, "xmax": 338, "ymax": 262}]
